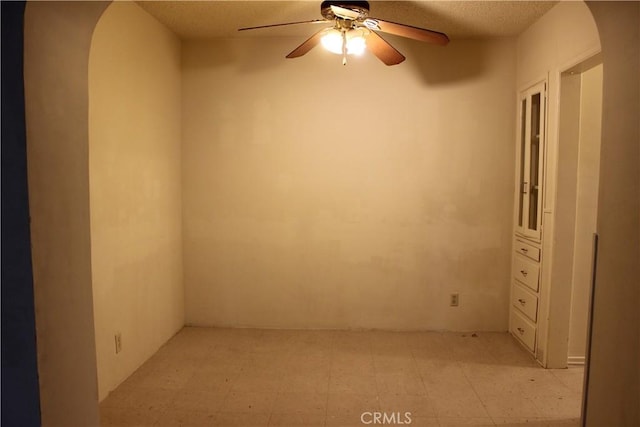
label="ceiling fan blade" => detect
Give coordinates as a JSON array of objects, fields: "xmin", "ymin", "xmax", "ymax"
[
  {"xmin": 238, "ymin": 19, "xmax": 328, "ymax": 32},
  {"xmin": 363, "ymin": 18, "xmax": 449, "ymax": 45},
  {"xmin": 366, "ymin": 31, "xmax": 405, "ymax": 66},
  {"xmin": 286, "ymin": 28, "xmax": 326, "ymax": 59},
  {"xmin": 330, "ymin": 5, "xmax": 361, "ymax": 20}
]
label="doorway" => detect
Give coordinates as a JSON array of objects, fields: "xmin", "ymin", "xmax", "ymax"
[{"xmin": 555, "ymin": 53, "xmax": 603, "ymax": 367}]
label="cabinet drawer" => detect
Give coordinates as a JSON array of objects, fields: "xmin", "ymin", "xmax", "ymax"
[
  {"xmin": 510, "ymin": 309, "xmax": 536, "ymax": 352},
  {"xmin": 512, "ymin": 282, "xmax": 538, "ymax": 322},
  {"xmin": 513, "ymin": 255, "xmax": 540, "ymax": 292},
  {"xmin": 515, "ymin": 239, "xmax": 540, "ymax": 261}
]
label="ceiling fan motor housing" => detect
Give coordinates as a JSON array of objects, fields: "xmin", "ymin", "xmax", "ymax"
[{"xmin": 320, "ymin": 1, "xmax": 370, "ymax": 20}]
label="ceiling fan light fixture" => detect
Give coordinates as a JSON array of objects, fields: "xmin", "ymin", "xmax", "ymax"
[
  {"xmin": 320, "ymin": 28, "xmax": 368, "ymax": 56},
  {"xmin": 239, "ymin": 0, "xmax": 449, "ymax": 66}
]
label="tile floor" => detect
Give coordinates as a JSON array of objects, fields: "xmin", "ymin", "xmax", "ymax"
[{"xmin": 100, "ymin": 328, "xmax": 584, "ymax": 427}]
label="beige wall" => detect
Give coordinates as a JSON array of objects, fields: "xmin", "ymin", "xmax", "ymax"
[
  {"xmin": 516, "ymin": 2, "xmax": 601, "ymax": 89},
  {"xmin": 585, "ymin": 2, "xmax": 639, "ymax": 425},
  {"xmin": 568, "ymin": 64, "xmax": 602, "ymax": 361},
  {"xmin": 182, "ymin": 37, "xmax": 517, "ymax": 331},
  {"xmin": 89, "ymin": 2, "xmax": 184, "ymax": 400},
  {"xmin": 516, "ymin": 0, "xmax": 601, "ymax": 367},
  {"xmin": 23, "ymin": 2, "xmax": 109, "ymax": 425},
  {"xmin": 22, "ymin": 1, "xmax": 640, "ymax": 425}
]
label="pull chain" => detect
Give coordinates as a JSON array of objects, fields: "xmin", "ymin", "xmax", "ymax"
[{"xmin": 341, "ymin": 30, "xmax": 347, "ymax": 65}]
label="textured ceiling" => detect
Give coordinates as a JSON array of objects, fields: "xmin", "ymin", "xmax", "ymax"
[{"xmin": 137, "ymin": 1, "xmax": 558, "ymax": 40}]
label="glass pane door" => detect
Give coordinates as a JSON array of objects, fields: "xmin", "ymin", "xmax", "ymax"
[
  {"xmin": 518, "ymin": 98, "xmax": 527, "ymax": 229},
  {"xmin": 528, "ymin": 92, "xmax": 541, "ymax": 232},
  {"xmin": 515, "ymin": 81, "xmax": 545, "ymax": 241}
]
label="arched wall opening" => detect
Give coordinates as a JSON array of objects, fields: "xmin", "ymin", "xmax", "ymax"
[{"xmin": 22, "ymin": 2, "xmax": 638, "ymax": 426}]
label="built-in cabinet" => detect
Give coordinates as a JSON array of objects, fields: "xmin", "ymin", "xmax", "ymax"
[{"xmin": 510, "ymin": 81, "xmax": 546, "ymax": 357}]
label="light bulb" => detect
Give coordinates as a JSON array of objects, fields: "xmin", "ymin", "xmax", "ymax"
[
  {"xmin": 321, "ymin": 28, "xmax": 368, "ymax": 56},
  {"xmin": 347, "ymin": 33, "xmax": 366, "ymax": 55},
  {"xmin": 320, "ymin": 29, "xmax": 344, "ymax": 55}
]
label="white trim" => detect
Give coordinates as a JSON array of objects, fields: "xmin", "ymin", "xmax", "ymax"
[
  {"xmin": 539, "ymin": 50, "xmax": 603, "ymax": 368},
  {"xmin": 568, "ymin": 356, "xmax": 586, "ymax": 365},
  {"xmin": 558, "ymin": 47, "xmax": 602, "ymax": 76},
  {"xmin": 518, "ymin": 75, "xmax": 548, "ymax": 95}
]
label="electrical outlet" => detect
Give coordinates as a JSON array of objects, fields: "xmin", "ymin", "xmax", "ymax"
[
  {"xmin": 450, "ymin": 293, "xmax": 459, "ymax": 307},
  {"xmin": 115, "ymin": 333, "xmax": 122, "ymax": 354}
]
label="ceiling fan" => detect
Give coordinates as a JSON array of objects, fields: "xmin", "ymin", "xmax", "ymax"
[{"xmin": 238, "ymin": 1, "xmax": 449, "ymax": 66}]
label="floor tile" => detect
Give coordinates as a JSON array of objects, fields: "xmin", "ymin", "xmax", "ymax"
[
  {"xmin": 478, "ymin": 393, "xmax": 540, "ymax": 418},
  {"xmin": 378, "ymin": 393, "xmax": 436, "ymax": 417},
  {"xmin": 376, "ymin": 372, "xmax": 428, "ymax": 396},
  {"xmin": 442, "ymin": 333, "xmax": 498, "ymax": 364},
  {"xmin": 409, "ymin": 416, "xmax": 440, "ymax": 426},
  {"xmin": 326, "ymin": 392, "xmax": 380, "ymax": 415},
  {"xmin": 99, "ymin": 328, "xmax": 584, "ymax": 426},
  {"xmin": 183, "ymin": 368, "xmax": 236, "ymax": 393},
  {"xmin": 280, "ymin": 373, "xmax": 330, "ymax": 394},
  {"xmin": 103, "ymin": 386, "xmax": 177, "ymax": 412},
  {"xmin": 231, "ymin": 372, "xmax": 282, "ymax": 393},
  {"xmin": 100, "ymin": 406, "xmax": 161, "ymax": 427},
  {"xmin": 419, "ymin": 361, "xmax": 468, "ymax": 387},
  {"xmin": 267, "ymin": 412, "xmax": 325, "ymax": 426},
  {"xmin": 329, "ymin": 373, "xmax": 377, "ymax": 394},
  {"xmin": 286, "ymin": 355, "xmax": 332, "ymax": 375},
  {"xmin": 212, "ymin": 411, "xmax": 271, "ymax": 427},
  {"xmin": 170, "ymin": 388, "xmax": 227, "ymax": 413},
  {"xmin": 428, "ymin": 384, "xmax": 491, "ymax": 418},
  {"xmin": 480, "ymin": 333, "xmax": 539, "ymax": 367},
  {"xmin": 154, "ymin": 409, "xmax": 217, "ymax": 427},
  {"xmin": 220, "ymin": 391, "xmax": 277, "ymax": 413},
  {"xmin": 271, "ymin": 392, "xmax": 327, "ymax": 415},
  {"xmin": 331, "ymin": 353, "xmax": 376, "ymax": 376},
  {"xmin": 530, "ymin": 394, "xmax": 582, "ymax": 419},
  {"xmin": 325, "ymin": 413, "xmax": 369, "ymax": 426},
  {"xmin": 550, "ymin": 367, "xmax": 585, "ymax": 394},
  {"xmin": 492, "ymin": 417, "xmax": 580, "ymax": 426},
  {"xmin": 437, "ymin": 417, "xmax": 496, "ymax": 426}
]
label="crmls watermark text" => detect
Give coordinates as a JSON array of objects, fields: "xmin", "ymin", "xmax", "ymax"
[{"xmin": 360, "ymin": 412, "xmax": 412, "ymax": 424}]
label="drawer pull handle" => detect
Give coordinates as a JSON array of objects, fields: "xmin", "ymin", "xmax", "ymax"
[
  {"xmin": 520, "ymin": 270, "xmax": 528, "ymax": 277},
  {"xmin": 518, "ymin": 298, "xmax": 526, "ymax": 305},
  {"xmin": 520, "ymin": 248, "xmax": 528, "ymax": 253},
  {"xmin": 517, "ymin": 327, "xmax": 525, "ymax": 335}
]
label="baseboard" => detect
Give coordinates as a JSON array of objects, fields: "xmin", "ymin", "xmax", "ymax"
[{"xmin": 568, "ymin": 356, "xmax": 585, "ymax": 365}]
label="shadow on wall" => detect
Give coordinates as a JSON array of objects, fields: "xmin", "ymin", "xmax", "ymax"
[
  {"xmin": 183, "ymin": 38, "xmax": 287, "ymax": 75},
  {"xmin": 373, "ymin": 0, "xmax": 489, "ymax": 86},
  {"xmin": 185, "ymin": 35, "xmax": 489, "ymax": 85},
  {"xmin": 181, "ymin": 39, "xmax": 235, "ymax": 70},
  {"xmin": 403, "ymin": 39, "xmax": 488, "ymax": 86}
]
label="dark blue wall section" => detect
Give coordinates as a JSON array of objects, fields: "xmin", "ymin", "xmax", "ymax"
[{"xmin": 1, "ymin": 2, "xmax": 42, "ymax": 425}]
